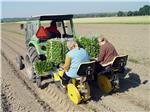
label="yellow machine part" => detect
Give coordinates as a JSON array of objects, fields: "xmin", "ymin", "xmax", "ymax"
[
  {"xmin": 58, "ymin": 69, "xmax": 64, "ymax": 77},
  {"xmin": 67, "ymin": 84, "xmax": 81, "ymax": 104},
  {"xmin": 97, "ymin": 75, "xmax": 112, "ymax": 94},
  {"xmin": 53, "ymin": 69, "xmax": 64, "ymax": 81}
]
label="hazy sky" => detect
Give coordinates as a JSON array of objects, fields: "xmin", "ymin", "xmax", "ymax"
[{"xmin": 1, "ymin": 1, "xmax": 149, "ymax": 18}]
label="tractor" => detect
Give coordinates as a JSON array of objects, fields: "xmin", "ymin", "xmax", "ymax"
[{"xmin": 16, "ymin": 14, "xmax": 128, "ymax": 104}]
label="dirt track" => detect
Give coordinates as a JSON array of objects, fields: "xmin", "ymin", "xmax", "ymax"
[{"xmin": 1, "ymin": 23, "xmax": 150, "ymax": 112}]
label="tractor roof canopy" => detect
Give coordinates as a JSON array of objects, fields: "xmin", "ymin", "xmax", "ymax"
[{"xmin": 29, "ymin": 14, "xmax": 73, "ymax": 21}]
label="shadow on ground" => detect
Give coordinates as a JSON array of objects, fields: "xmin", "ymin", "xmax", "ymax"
[{"xmin": 89, "ymin": 67, "xmax": 148, "ymax": 102}]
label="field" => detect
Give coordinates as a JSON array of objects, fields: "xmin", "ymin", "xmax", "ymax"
[
  {"xmin": 15, "ymin": 16, "xmax": 150, "ymax": 24},
  {"xmin": 1, "ymin": 21, "xmax": 150, "ymax": 111},
  {"xmin": 74, "ymin": 16, "xmax": 150, "ymax": 24}
]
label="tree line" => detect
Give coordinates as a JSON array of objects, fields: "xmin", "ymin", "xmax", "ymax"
[
  {"xmin": 117, "ymin": 5, "xmax": 150, "ymax": 16},
  {"xmin": 1, "ymin": 5, "xmax": 149, "ymax": 23}
]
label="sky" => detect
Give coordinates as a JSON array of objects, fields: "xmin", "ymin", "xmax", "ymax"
[{"xmin": 1, "ymin": 0, "xmax": 149, "ymax": 18}]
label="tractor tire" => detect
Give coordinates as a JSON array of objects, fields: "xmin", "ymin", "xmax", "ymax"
[
  {"xmin": 25, "ymin": 47, "xmax": 38, "ymax": 82},
  {"xmin": 16, "ymin": 54, "xmax": 24, "ymax": 70},
  {"xmin": 25, "ymin": 54, "xmax": 34, "ymax": 81}
]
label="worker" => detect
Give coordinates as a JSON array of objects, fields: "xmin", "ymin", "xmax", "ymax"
[
  {"xmin": 60, "ymin": 40, "xmax": 89, "ymax": 87},
  {"xmin": 45, "ymin": 21, "xmax": 61, "ymax": 38},
  {"xmin": 92, "ymin": 35, "xmax": 119, "ymax": 79},
  {"xmin": 98, "ymin": 35, "xmax": 118, "ymax": 67}
]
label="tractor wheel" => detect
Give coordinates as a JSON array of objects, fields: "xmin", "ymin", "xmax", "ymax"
[
  {"xmin": 28, "ymin": 47, "xmax": 38, "ymax": 63},
  {"xmin": 97, "ymin": 75, "xmax": 112, "ymax": 94},
  {"xmin": 25, "ymin": 47, "xmax": 38, "ymax": 82},
  {"xmin": 16, "ymin": 54, "xmax": 24, "ymax": 70},
  {"xmin": 25, "ymin": 54, "xmax": 35, "ymax": 81},
  {"xmin": 67, "ymin": 84, "xmax": 81, "ymax": 104}
]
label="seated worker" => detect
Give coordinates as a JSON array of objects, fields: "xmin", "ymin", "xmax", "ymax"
[
  {"xmin": 93, "ymin": 35, "xmax": 119, "ymax": 77},
  {"xmin": 98, "ymin": 35, "xmax": 118, "ymax": 67},
  {"xmin": 45, "ymin": 21, "xmax": 61, "ymax": 38},
  {"xmin": 61, "ymin": 40, "xmax": 89, "ymax": 86}
]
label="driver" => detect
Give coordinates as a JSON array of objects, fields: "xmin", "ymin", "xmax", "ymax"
[{"xmin": 45, "ymin": 21, "xmax": 61, "ymax": 38}]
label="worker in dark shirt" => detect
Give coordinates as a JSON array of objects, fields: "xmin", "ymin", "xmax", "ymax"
[
  {"xmin": 93, "ymin": 35, "xmax": 119, "ymax": 79},
  {"xmin": 98, "ymin": 36, "xmax": 118, "ymax": 67},
  {"xmin": 45, "ymin": 21, "xmax": 61, "ymax": 38}
]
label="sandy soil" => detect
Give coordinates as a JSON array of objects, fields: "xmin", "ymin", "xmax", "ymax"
[{"xmin": 1, "ymin": 23, "xmax": 150, "ymax": 112}]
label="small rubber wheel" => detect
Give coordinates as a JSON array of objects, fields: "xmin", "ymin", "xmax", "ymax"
[
  {"xmin": 67, "ymin": 84, "xmax": 81, "ymax": 104},
  {"xmin": 97, "ymin": 75, "xmax": 112, "ymax": 94},
  {"xmin": 16, "ymin": 54, "xmax": 24, "ymax": 70},
  {"xmin": 82, "ymin": 82, "xmax": 90, "ymax": 102},
  {"xmin": 36, "ymin": 76, "xmax": 42, "ymax": 88}
]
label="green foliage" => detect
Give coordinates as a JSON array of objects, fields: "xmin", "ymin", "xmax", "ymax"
[
  {"xmin": 139, "ymin": 5, "xmax": 150, "ymax": 15},
  {"xmin": 46, "ymin": 39, "xmax": 63, "ymax": 65},
  {"xmin": 34, "ymin": 60, "xmax": 54, "ymax": 75},
  {"xmin": 117, "ymin": 11, "xmax": 126, "ymax": 16},
  {"xmin": 75, "ymin": 36, "xmax": 99, "ymax": 58},
  {"xmin": 118, "ymin": 5, "xmax": 150, "ymax": 17}
]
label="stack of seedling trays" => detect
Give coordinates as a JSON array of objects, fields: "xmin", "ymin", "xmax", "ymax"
[{"xmin": 34, "ymin": 37, "xmax": 99, "ymax": 75}]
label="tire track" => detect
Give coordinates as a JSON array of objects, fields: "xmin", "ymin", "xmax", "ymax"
[
  {"xmin": 1, "ymin": 51, "xmax": 54, "ymax": 112},
  {"xmin": 1, "ymin": 89, "xmax": 11, "ymax": 112}
]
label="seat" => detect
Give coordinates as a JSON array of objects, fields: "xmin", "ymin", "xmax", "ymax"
[
  {"xmin": 98, "ymin": 55, "xmax": 128, "ymax": 75},
  {"xmin": 111, "ymin": 55, "xmax": 128, "ymax": 72},
  {"xmin": 77, "ymin": 61, "xmax": 96, "ymax": 81}
]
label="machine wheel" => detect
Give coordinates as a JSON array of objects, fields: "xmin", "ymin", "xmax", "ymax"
[
  {"xmin": 111, "ymin": 74, "xmax": 120, "ymax": 93},
  {"xmin": 36, "ymin": 76, "xmax": 42, "ymax": 88},
  {"xmin": 97, "ymin": 75, "xmax": 112, "ymax": 94},
  {"xmin": 82, "ymin": 82, "xmax": 90, "ymax": 102},
  {"xmin": 67, "ymin": 84, "xmax": 81, "ymax": 104},
  {"xmin": 16, "ymin": 54, "xmax": 24, "ymax": 70}
]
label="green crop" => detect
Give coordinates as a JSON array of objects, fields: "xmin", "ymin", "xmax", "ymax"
[
  {"xmin": 46, "ymin": 39, "xmax": 63, "ymax": 65},
  {"xmin": 75, "ymin": 36, "xmax": 99, "ymax": 58},
  {"xmin": 34, "ymin": 60, "xmax": 54, "ymax": 75}
]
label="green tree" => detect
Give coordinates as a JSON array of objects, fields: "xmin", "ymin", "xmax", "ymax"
[
  {"xmin": 127, "ymin": 11, "xmax": 133, "ymax": 16},
  {"xmin": 117, "ymin": 11, "xmax": 125, "ymax": 16},
  {"xmin": 139, "ymin": 5, "xmax": 150, "ymax": 15},
  {"xmin": 133, "ymin": 11, "xmax": 139, "ymax": 16}
]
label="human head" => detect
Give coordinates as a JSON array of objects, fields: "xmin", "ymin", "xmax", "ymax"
[
  {"xmin": 67, "ymin": 40, "xmax": 78, "ymax": 50},
  {"xmin": 50, "ymin": 21, "xmax": 57, "ymax": 27},
  {"xmin": 98, "ymin": 35, "xmax": 108, "ymax": 46}
]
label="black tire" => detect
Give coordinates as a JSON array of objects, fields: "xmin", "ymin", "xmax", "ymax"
[
  {"xmin": 25, "ymin": 47, "xmax": 39, "ymax": 82},
  {"xmin": 36, "ymin": 76, "xmax": 42, "ymax": 88},
  {"xmin": 16, "ymin": 54, "xmax": 24, "ymax": 70},
  {"xmin": 111, "ymin": 74, "xmax": 120, "ymax": 93}
]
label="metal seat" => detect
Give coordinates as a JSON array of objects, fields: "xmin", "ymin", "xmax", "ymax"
[
  {"xmin": 98, "ymin": 55, "xmax": 128, "ymax": 75},
  {"xmin": 77, "ymin": 61, "xmax": 96, "ymax": 81},
  {"xmin": 111, "ymin": 55, "xmax": 128, "ymax": 72}
]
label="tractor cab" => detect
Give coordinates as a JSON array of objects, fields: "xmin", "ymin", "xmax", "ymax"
[
  {"xmin": 21, "ymin": 14, "xmax": 75, "ymax": 55},
  {"xmin": 24, "ymin": 14, "xmax": 74, "ymax": 44}
]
